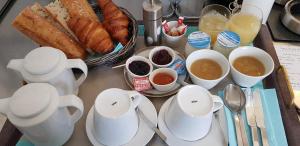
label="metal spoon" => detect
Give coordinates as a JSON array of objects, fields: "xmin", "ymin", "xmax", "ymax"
[{"xmin": 224, "ymin": 84, "xmax": 248, "ymax": 146}]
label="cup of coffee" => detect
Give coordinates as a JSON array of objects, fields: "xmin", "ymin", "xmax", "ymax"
[
  {"xmin": 93, "ymin": 88, "xmax": 143, "ymax": 145},
  {"xmin": 228, "ymin": 46, "xmax": 274, "ymax": 87},
  {"xmin": 164, "ymin": 85, "xmax": 223, "ymax": 141},
  {"xmin": 186, "ymin": 50, "xmax": 230, "ymax": 89}
]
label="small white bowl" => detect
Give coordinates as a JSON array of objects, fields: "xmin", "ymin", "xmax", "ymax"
[
  {"xmin": 126, "ymin": 56, "xmax": 153, "ymax": 82},
  {"xmin": 229, "ymin": 46, "xmax": 274, "ymax": 87},
  {"xmin": 149, "ymin": 68, "xmax": 178, "ymax": 92},
  {"xmin": 162, "ymin": 21, "xmax": 187, "ymax": 47},
  {"xmin": 149, "ymin": 46, "xmax": 176, "ymax": 68}
]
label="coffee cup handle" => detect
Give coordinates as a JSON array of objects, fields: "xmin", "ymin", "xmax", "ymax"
[
  {"xmin": 67, "ymin": 59, "xmax": 88, "ymax": 87},
  {"xmin": 127, "ymin": 91, "xmax": 143, "ymax": 108},
  {"xmin": 59, "ymin": 95, "xmax": 84, "ymax": 124},
  {"xmin": 211, "ymin": 95, "xmax": 224, "ymax": 112}
]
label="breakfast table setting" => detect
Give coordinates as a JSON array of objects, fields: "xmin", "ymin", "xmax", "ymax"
[{"xmin": 0, "ymin": 0, "xmax": 299, "ymax": 146}]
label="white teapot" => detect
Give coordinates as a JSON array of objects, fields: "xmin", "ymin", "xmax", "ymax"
[
  {"xmin": 7, "ymin": 47, "xmax": 88, "ymax": 95},
  {"xmin": 0, "ymin": 83, "xmax": 84, "ymax": 146}
]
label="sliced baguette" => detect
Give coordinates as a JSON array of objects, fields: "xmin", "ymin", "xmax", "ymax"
[
  {"xmin": 12, "ymin": 5, "xmax": 87, "ymax": 59},
  {"xmin": 45, "ymin": 0, "xmax": 78, "ymax": 40}
]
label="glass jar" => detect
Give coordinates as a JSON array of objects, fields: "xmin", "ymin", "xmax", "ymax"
[
  {"xmin": 185, "ymin": 31, "xmax": 211, "ymax": 56},
  {"xmin": 213, "ymin": 31, "xmax": 240, "ymax": 58}
]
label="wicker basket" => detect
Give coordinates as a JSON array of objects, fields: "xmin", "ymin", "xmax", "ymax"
[{"xmin": 84, "ymin": 3, "xmax": 138, "ymax": 67}]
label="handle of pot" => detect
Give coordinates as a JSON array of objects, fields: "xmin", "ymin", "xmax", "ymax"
[
  {"xmin": 59, "ymin": 95, "xmax": 84, "ymax": 124},
  {"xmin": 0, "ymin": 98, "xmax": 10, "ymax": 116},
  {"xmin": 127, "ymin": 91, "xmax": 143, "ymax": 108},
  {"xmin": 67, "ymin": 59, "xmax": 88, "ymax": 88},
  {"xmin": 211, "ymin": 95, "xmax": 224, "ymax": 112}
]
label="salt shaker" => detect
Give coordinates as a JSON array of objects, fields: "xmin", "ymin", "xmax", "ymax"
[{"xmin": 143, "ymin": 0, "xmax": 162, "ymax": 46}]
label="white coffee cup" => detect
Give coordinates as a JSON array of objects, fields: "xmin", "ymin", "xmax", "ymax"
[
  {"xmin": 126, "ymin": 56, "xmax": 153, "ymax": 82},
  {"xmin": 229, "ymin": 46, "xmax": 274, "ymax": 87},
  {"xmin": 0, "ymin": 83, "xmax": 84, "ymax": 146},
  {"xmin": 93, "ymin": 88, "xmax": 143, "ymax": 146},
  {"xmin": 7, "ymin": 47, "xmax": 88, "ymax": 95},
  {"xmin": 164, "ymin": 85, "xmax": 223, "ymax": 141},
  {"xmin": 149, "ymin": 68, "xmax": 178, "ymax": 92},
  {"xmin": 186, "ymin": 50, "xmax": 230, "ymax": 89}
]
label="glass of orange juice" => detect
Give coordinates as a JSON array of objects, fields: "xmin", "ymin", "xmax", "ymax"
[
  {"xmin": 226, "ymin": 4, "xmax": 263, "ymax": 45},
  {"xmin": 199, "ymin": 4, "xmax": 231, "ymax": 44}
]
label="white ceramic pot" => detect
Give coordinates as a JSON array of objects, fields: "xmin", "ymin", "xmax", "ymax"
[
  {"xmin": 149, "ymin": 68, "xmax": 178, "ymax": 92},
  {"xmin": 93, "ymin": 88, "xmax": 143, "ymax": 146},
  {"xmin": 125, "ymin": 56, "xmax": 153, "ymax": 82},
  {"xmin": 0, "ymin": 83, "xmax": 84, "ymax": 146},
  {"xmin": 228, "ymin": 46, "xmax": 274, "ymax": 87},
  {"xmin": 186, "ymin": 50, "xmax": 230, "ymax": 89},
  {"xmin": 162, "ymin": 21, "xmax": 187, "ymax": 47},
  {"xmin": 149, "ymin": 46, "xmax": 176, "ymax": 68},
  {"xmin": 164, "ymin": 85, "xmax": 223, "ymax": 141},
  {"xmin": 7, "ymin": 47, "xmax": 88, "ymax": 95}
]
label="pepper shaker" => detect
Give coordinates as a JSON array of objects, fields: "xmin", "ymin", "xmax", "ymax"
[{"xmin": 143, "ymin": 0, "xmax": 162, "ymax": 46}]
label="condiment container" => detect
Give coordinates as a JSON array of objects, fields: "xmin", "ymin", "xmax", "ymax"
[
  {"xmin": 0, "ymin": 83, "xmax": 84, "ymax": 146},
  {"xmin": 143, "ymin": 0, "xmax": 162, "ymax": 46},
  {"xmin": 213, "ymin": 31, "xmax": 240, "ymax": 58},
  {"xmin": 185, "ymin": 31, "xmax": 211, "ymax": 56},
  {"xmin": 7, "ymin": 47, "xmax": 88, "ymax": 95}
]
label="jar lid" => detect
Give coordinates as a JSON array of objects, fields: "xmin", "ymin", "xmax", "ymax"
[
  {"xmin": 217, "ymin": 31, "xmax": 240, "ymax": 48},
  {"xmin": 24, "ymin": 47, "xmax": 62, "ymax": 75},
  {"xmin": 9, "ymin": 83, "xmax": 52, "ymax": 118},
  {"xmin": 188, "ymin": 31, "xmax": 211, "ymax": 49}
]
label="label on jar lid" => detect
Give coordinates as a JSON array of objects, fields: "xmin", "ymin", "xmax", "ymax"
[
  {"xmin": 188, "ymin": 31, "xmax": 211, "ymax": 49},
  {"xmin": 133, "ymin": 77, "xmax": 152, "ymax": 91},
  {"xmin": 217, "ymin": 31, "xmax": 240, "ymax": 48}
]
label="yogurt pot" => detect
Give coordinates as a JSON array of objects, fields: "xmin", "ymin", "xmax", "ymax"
[
  {"xmin": 213, "ymin": 31, "xmax": 240, "ymax": 58},
  {"xmin": 185, "ymin": 31, "xmax": 211, "ymax": 56}
]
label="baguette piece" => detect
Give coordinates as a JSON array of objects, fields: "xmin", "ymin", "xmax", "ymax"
[
  {"xmin": 60, "ymin": 0, "xmax": 99, "ymax": 21},
  {"xmin": 12, "ymin": 5, "xmax": 87, "ymax": 59}
]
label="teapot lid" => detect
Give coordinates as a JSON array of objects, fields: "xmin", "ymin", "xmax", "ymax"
[
  {"xmin": 24, "ymin": 47, "xmax": 62, "ymax": 75},
  {"xmin": 9, "ymin": 83, "xmax": 52, "ymax": 118}
]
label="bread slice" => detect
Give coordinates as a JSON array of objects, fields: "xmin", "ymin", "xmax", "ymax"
[
  {"xmin": 45, "ymin": 0, "xmax": 77, "ymax": 40},
  {"xmin": 12, "ymin": 5, "xmax": 87, "ymax": 59},
  {"xmin": 60, "ymin": 0, "xmax": 99, "ymax": 21}
]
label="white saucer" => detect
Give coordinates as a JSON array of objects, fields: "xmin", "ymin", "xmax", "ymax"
[
  {"xmin": 86, "ymin": 95, "xmax": 157, "ymax": 146},
  {"xmin": 158, "ymin": 97, "xmax": 228, "ymax": 146}
]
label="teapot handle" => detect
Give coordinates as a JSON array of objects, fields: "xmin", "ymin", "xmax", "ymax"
[
  {"xmin": 211, "ymin": 95, "xmax": 224, "ymax": 112},
  {"xmin": 127, "ymin": 91, "xmax": 143, "ymax": 108},
  {"xmin": 67, "ymin": 59, "xmax": 88, "ymax": 88},
  {"xmin": 0, "ymin": 98, "xmax": 10, "ymax": 116},
  {"xmin": 59, "ymin": 95, "xmax": 84, "ymax": 124}
]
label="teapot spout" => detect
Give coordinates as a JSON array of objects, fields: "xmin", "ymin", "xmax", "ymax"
[
  {"xmin": 0, "ymin": 98, "xmax": 10, "ymax": 116},
  {"xmin": 7, "ymin": 59, "xmax": 23, "ymax": 72}
]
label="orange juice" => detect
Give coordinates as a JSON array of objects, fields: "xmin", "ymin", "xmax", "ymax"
[
  {"xmin": 227, "ymin": 13, "xmax": 261, "ymax": 45},
  {"xmin": 199, "ymin": 12, "xmax": 228, "ymax": 44}
]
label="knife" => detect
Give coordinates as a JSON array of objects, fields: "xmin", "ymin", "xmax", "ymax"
[
  {"xmin": 136, "ymin": 108, "xmax": 167, "ymax": 142},
  {"xmin": 253, "ymin": 89, "xmax": 269, "ymax": 146},
  {"xmin": 245, "ymin": 88, "xmax": 259, "ymax": 146}
]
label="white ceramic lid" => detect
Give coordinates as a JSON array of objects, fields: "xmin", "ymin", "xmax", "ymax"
[
  {"xmin": 9, "ymin": 83, "xmax": 52, "ymax": 118},
  {"xmin": 95, "ymin": 89, "xmax": 131, "ymax": 118},
  {"xmin": 24, "ymin": 47, "xmax": 62, "ymax": 75}
]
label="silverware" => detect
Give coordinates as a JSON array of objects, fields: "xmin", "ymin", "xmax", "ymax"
[
  {"xmin": 253, "ymin": 89, "xmax": 269, "ymax": 146},
  {"xmin": 224, "ymin": 84, "xmax": 249, "ymax": 146},
  {"xmin": 245, "ymin": 88, "xmax": 259, "ymax": 146},
  {"xmin": 136, "ymin": 108, "xmax": 167, "ymax": 142}
]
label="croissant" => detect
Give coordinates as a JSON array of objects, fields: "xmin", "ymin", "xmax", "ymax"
[
  {"xmin": 98, "ymin": 0, "xmax": 129, "ymax": 45},
  {"xmin": 68, "ymin": 17, "xmax": 114, "ymax": 53}
]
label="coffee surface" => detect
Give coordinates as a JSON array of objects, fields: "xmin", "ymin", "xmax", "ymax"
[{"xmin": 190, "ymin": 59, "xmax": 222, "ymax": 80}]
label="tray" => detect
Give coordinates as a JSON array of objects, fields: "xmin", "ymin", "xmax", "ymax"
[
  {"xmin": 84, "ymin": 3, "xmax": 138, "ymax": 67},
  {"xmin": 123, "ymin": 48, "xmax": 189, "ymax": 98}
]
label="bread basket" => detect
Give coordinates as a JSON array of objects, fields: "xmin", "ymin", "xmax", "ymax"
[{"xmin": 85, "ymin": 3, "xmax": 138, "ymax": 67}]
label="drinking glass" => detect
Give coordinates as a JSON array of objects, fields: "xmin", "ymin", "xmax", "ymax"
[
  {"xmin": 199, "ymin": 4, "xmax": 231, "ymax": 44},
  {"xmin": 226, "ymin": 4, "xmax": 263, "ymax": 45}
]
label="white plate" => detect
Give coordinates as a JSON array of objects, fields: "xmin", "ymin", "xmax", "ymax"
[
  {"xmin": 124, "ymin": 48, "xmax": 188, "ymax": 98},
  {"xmin": 158, "ymin": 97, "xmax": 228, "ymax": 146},
  {"xmin": 86, "ymin": 95, "xmax": 157, "ymax": 146}
]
